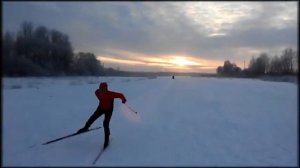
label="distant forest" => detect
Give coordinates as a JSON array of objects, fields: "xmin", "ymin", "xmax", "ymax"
[
  {"xmin": 216, "ymin": 48, "xmax": 298, "ymax": 77},
  {"xmin": 2, "ymin": 21, "xmax": 125, "ymax": 77}
]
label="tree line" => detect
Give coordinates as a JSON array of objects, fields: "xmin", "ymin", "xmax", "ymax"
[
  {"xmin": 217, "ymin": 48, "xmax": 298, "ymax": 77},
  {"xmin": 2, "ymin": 21, "xmax": 114, "ymax": 76}
]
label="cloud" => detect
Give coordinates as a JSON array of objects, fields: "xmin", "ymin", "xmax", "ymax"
[{"xmin": 28, "ymin": 2, "xmax": 61, "ymax": 12}]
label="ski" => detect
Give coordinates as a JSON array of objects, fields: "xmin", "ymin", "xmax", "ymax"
[
  {"xmin": 92, "ymin": 147, "xmax": 106, "ymax": 165},
  {"xmin": 92, "ymin": 139, "xmax": 112, "ymax": 165},
  {"xmin": 42, "ymin": 126, "xmax": 101, "ymax": 145}
]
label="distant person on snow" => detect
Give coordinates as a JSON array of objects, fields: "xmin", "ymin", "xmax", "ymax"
[{"xmin": 77, "ymin": 82, "xmax": 127, "ymax": 149}]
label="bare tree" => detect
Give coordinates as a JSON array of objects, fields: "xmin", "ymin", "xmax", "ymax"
[
  {"xmin": 15, "ymin": 21, "xmax": 34, "ymax": 59},
  {"xmin": 281, "ymin": 48, "xmax": 295, "ymax": 74},
  {"xmin": 216, "ymin": 66, "xmax": 223, "ymax": 74},
  {"xmin": 71, "ymin": 52, "xmax": 105, "ymax": 75},
  {"xmin": 269, "ymin": 55, "xmax": 282, "ymax": 75},
  {"xmin": 216, "ymin": 60, "xmax": 242, "ymax": 76},
  {"xmin": 3, "ymin": 32, "xmax": 16, "ymax": 75},
  {"xmin": 292, "ymin": 50, "xmax": 298, "ymax": 73},
  {"xmin": 248, "ymin": 53, "xmax": 269, "ymax": 75},
  {"xmin": 257, "ymin": 53, "xmax": 269, "ymax": 74},
  {"xmin": 49, "ymin": 29, "xmax": 73, "ymax": 74},
  {"xmin": 20, "ymin": 21, "xmax": 34, "ymax": 40}
]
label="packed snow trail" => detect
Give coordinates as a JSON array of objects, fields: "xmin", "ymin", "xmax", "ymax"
[{"xmin": 3, "ymin": 76, "xmax": 297, "ymax": 166}]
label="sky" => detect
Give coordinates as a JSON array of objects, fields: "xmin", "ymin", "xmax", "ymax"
[{"xmin": 2, "ymin": 1, "xmax": 298, "ymax": 73}]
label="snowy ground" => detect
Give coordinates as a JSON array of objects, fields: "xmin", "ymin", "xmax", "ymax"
[{"xmin": 2, "ymin": 76, "xmax": 298, "ymax": 166}]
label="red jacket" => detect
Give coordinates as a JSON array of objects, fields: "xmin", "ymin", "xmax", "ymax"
[{"xmin": 95, "ymin": 89, "xmax": 126, "ymax": 111}]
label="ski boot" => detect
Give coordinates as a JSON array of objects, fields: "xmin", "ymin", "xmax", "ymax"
[{"xmin": 77, "ymin": 127, "xmax": 88, "ymax": 133}]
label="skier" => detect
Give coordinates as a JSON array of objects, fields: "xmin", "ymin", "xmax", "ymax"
[{"xmin": 77, "ymin": 82, "xmax": 127, "ymax": 149}]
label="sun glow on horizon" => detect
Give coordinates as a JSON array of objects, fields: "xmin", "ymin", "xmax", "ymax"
[
  {"xmin": 97, "ymin": 53, "xmax": 223, "ymax": 73},
  {"xmin": 169, "ymin": 56, "xmax": 201, "ymax": 66}
]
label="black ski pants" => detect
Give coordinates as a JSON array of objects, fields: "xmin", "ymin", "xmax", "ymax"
[{"xmin": 83, "ymin": 105, "xmax": 113, "ymax": 142}]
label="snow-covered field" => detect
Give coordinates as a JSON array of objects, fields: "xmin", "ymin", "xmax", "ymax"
[{"xmin": 2, "ymin": 76, "xmax": 298, "ymax": 166}]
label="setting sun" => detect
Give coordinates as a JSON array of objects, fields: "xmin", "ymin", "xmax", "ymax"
[{"xmin": 170, "ymin": 56, "xmax": 200, "ymax": 66}]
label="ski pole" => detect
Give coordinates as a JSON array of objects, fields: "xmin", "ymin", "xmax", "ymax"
[{"xmin": 125, "ymin": 104, "xmax": 138, "ymax": 114}]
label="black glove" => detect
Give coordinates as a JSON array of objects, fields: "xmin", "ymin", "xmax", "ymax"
[{"xmin": 122, "ymin": 99, "xmax": 127, "ymax": 104}]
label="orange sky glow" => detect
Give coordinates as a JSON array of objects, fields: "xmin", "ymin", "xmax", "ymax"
[{"xmin": 97, "ymin": 53, "xmax": 225, "ymax": 73}]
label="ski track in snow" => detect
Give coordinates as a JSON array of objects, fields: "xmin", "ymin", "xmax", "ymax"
[{"xmin": 2, "ymin": 76, "xmax": 298, "ymax": 166}]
